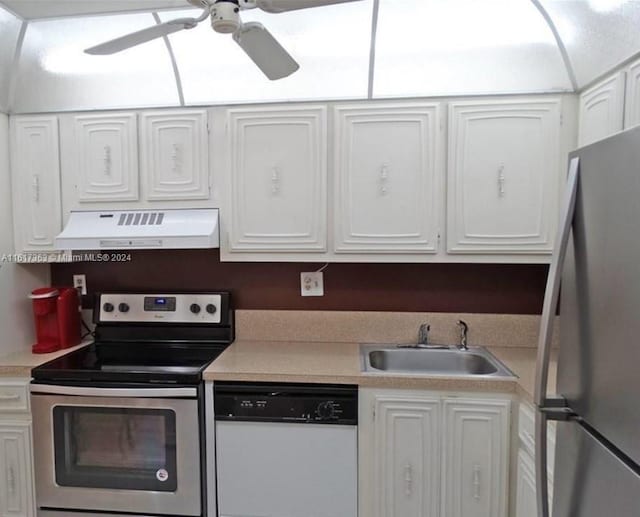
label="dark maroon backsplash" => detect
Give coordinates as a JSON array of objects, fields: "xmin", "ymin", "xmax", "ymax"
[{"xmin": 51, "ymin": 250, "xmax": 548, "ymax": 314}]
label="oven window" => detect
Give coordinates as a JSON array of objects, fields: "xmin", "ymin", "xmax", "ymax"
[{"xmin": 53, "ymin": 406, "xmax": 177, "ymax": 492}]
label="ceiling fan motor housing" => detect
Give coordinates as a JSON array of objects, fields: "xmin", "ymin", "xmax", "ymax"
[{"xmin": 211, "ymin": 0, "xmax": 242, "ymax": 33}]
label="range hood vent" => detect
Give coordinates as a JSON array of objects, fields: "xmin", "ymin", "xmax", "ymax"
[
  {"xmin": 55, "ymin": 209, "xmax": 219, "ymax": 250},
  {"xmin": 117, "ymin": 212, "xmax": 166, "ymax": 226}
]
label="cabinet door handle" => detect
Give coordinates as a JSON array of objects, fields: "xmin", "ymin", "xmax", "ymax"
[
  {"xmin": 32, "ymin": 174, "xmax": 40, "ymax": 202},
  {"xmin": 404, "ymin": 463, "xmax": 413, "ymax": 496},
  {"xmin": 472, "ymin": 464, "xmax": 481, "ymax": 501},
  {"xmin": 379, "ymin": 164, "xmax": 389, "ymax": 196},
  {"xmin": 497, "ymin": 164, "xmax": 506, "ymax": 197},
  {"xmin": 103, "ymin": 145, "xmax": 112, "ymax": 176},
  {"xmin": 0, "ymin": 393, "xmax": 20, "ymax": 401},
  {"xmin": 7, "ymin": 464, "xmax": 15, "ymax": 496},
  {"xmin": 171, "ymin": 144, "xmax": 182, "ymax": 175},
  {"xmin": 271, "ymin": 167, "xmax": 280, "ymax": 195}
]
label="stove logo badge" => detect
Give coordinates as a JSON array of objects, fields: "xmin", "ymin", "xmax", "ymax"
[{"xmin": 156, "ymin": 469, "xmax": 169, "ymax": 482}]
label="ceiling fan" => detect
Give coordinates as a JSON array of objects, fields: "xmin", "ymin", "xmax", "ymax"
[{"xmin": 85, "ymin": 0, "xmax": 362, "ymax": 80}]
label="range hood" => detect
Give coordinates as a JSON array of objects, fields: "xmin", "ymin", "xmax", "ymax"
[{"xmin": 55, "ymin": 209, "xmax": 219, "ymax": 250}]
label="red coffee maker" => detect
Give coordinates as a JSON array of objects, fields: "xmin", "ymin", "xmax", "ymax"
[{"xmin": 29, "ymin": 287, "xmax": 81, "ymax": 354}]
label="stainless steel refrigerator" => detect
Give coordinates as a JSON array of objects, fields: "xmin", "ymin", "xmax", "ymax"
[{"xmin": 534, "ymin": 126, "xmax": 640, "ymax": 517}]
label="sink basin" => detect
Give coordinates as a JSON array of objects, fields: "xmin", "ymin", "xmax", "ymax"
[{"xmin": 361, "ymin": 345, "xmax": 515, "ymax": 378}]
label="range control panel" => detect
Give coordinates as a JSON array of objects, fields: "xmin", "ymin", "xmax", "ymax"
[
  {"xmin": 97, "ymin": 293, "xmax": 228, "ymax": 324},
  {"xmin": 214, "ymin": 383, "xmax": 358, "ymax": 425}
]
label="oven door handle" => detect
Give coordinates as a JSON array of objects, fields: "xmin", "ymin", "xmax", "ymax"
[{"xmin": 30, "ymin": 384, "xmax": 198, "ymax": 398}]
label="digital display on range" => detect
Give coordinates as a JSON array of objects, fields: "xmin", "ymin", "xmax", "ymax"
[{"xmin": 144, "ymin": 296, "xmax": 176, "ymax": 312}]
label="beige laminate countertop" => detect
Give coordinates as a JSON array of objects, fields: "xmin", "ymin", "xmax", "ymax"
[
  {"xmin": 204, "ymin": 340, "xmax": 558, "ymax": 402},
  {"xmin": 0, "ymin": 340, "xmax": 92, "ymax": 377},
  {"xmin": 0, "ymin": 338, "xmax": 557, "ymax": 403}
]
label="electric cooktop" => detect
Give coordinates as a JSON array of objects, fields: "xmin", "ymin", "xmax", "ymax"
[{"xmin": 32, "ymin": 292, "xmax": 234, "ymax": 386}]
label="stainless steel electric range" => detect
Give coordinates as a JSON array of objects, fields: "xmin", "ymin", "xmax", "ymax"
[{"xmin": 30, "ymin": 292, "xmax": 234, "ymax": 517}]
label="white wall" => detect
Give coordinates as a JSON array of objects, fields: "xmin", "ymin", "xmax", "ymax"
[{"xmin": 0, "ymin": 112, "xmax": 50, "ymax": 356}]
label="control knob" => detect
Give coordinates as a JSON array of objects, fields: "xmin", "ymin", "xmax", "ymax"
[
  {"xmin": 118, "ymin": 303, "xmax": 130, "ymax": 313},
  {"xmin": 316, "ymin": 401, "xmax": 336, "ymax": 420},
  {"xmin": 206, "ymin": 304, "xmax": 217, "ymax": 315},
  {"xmin": 103, "ymin": 302, "xmax": 114, "ymax": 313},
  {"xmin": 190, "ymin": 303, "xmax": 201, "ymax": 314}
]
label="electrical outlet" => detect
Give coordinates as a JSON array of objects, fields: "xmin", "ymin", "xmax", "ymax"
[
  {"xmin": 73, "ymin": 274, "xmax": 87, "ymax": 296},
  {"xmin": 300, "ymin": 272, "xmax": 324, "ymax": 297}
]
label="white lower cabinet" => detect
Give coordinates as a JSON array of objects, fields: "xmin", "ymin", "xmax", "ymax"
[
  {"xmin": 359, "ymin": 389, "xmax": 511, "ymax": 517},
  {"xmin": 0, "ymin": 424, "xmax": 34, "ymax": 517},
  {"xmin": 369, "ymin": 395, "xmax": 440, "ymax": 517},
  {"xmin": 514, "ymin": 401, "xmax": 555, "ymax": 517},
  {"xmin": 442, "ymin": 399, "xmax": 510, "ymax": 517},
  {"xmin": 0, "ymin": 379, "xmax": 34, "ymax": 517},
  {"xmin": 515, "ymin": 449, "xmax": 537, "ymax": 517}
]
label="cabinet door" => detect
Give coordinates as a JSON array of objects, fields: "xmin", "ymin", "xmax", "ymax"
[
  {"xmin": 10, "ymin": 116, "xmax": 61, "ymax": 253},
  {"xmin": 515, "ymin": 450, "xmax": 537, "ymax": 517},
  {"xmin": 333, "ymin": 103, "xmax": 440, "ymax": 253},
  {"xmin": 70, "ymin": 113, "xmax": 139, "ymax": 202},
  {"xmin": 227, "ymin": 106, "xmax": 327, "ymax": 252},
  {"xmin": 371, "ymin": 396, "xmax": 440, "ymax": 517},
  {"xmin": 579, "ymin": 72, "xmax": 625, "ymax": 145},
  {"xmin": 141, "ymin": 110, "xmax": 209, "ymax": 201},
  {"xmin": 447, "ymin": 99, "xmax": 561, "ymax": 254},
  {"xmin": 0, "ymin": 423, "xmax": 34, "ymax": 517},
  {"xmin": 625, "ymin": 60, "xmax": 640, "ymax": 129},
  {"xmin": 442, "ymin": 398, "xmax": 510, "ymax": 517},
  {"xmin": 514, "ymin": 448, "xmax": 555, "ymax": 517}
]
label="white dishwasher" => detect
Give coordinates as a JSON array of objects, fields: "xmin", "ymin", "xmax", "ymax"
[{"xmin": 214, "ymin": 382, "xmax": 358, "ymax": 517}]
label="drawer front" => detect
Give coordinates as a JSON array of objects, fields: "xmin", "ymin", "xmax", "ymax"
[{"xmin": 0, "ymin": 380, "xmax": 30, "ymax": 414}]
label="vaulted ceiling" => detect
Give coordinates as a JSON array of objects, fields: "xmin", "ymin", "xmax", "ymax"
[{"xmin": 1, "ymin": 0, "xmax": 639, "ymax": 113}]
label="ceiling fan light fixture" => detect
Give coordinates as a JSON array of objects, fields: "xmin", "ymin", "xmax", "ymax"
[{"xmin": 211, "ymin": 0, "xmax": 242, "ymax": 33}]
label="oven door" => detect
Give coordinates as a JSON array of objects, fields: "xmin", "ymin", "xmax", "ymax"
[{"xmin": 31, "ymin": 385, "xmax": 201, "ymax": 516}]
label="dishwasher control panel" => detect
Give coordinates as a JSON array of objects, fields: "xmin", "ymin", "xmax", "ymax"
[{"xmin": 214, "ymin": 382, "xmax": 358, "ymax": 425}]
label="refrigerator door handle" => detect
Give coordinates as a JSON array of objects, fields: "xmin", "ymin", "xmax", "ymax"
[
  {"xmin": 533, "ymin": 156, "xmax": 580, "ymax": 517},
  {"xmin": 535, "ymin": 156, "xmax": 580, "ymax": 407}
]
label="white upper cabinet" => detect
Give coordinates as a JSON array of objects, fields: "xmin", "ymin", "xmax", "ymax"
[
  {"xmin": 578, "ymin": 72, "xmax": 626, "ymax": 146},
  {"xmin": 140, "ymin": 110, "xmax": 209, "ymax": 201},
  {"xmin": 10, "ymin": 96, "xmax": 570, "ymax": 262},
  {"xmin": 333, "ymin": 103, "xmax": 441, "ymax": 253},
  {"xmin": 60, "ymin": 109, "xmax": 211, "ymax": 214},
  {"xmin": 447, "ymin": 99, "xmax": 561, "ymax": 254},
  {"xmin": 226, "ymin": 106, "xmax": 327, "ymax": 252},
  {"xmin": 624, "ymin": 59, "xmax": 640, "ymax": 130},
  {"xmin": 68, "ymin": 113, "xmax": 139, "ymax": 203},
  {"xmin": 10, "ymin": 116, "xmax": 62, "ymax": 253},
  {"xmin": 442, "ymin": 398, "xmax": 510, "ymax": 517}
]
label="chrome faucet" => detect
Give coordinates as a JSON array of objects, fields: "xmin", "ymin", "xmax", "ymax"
[
  {"xmin": 397, "ymin": 323, "xmax": 448, "ymax": 349},
  {"xmin": 457, "ymin": 320, "xmax": 469, "ymax": 350}
]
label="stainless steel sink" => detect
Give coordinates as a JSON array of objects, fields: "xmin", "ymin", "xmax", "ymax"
[{"xmin": 360, "ymin": 345, "xmax": 515, "ymax": 378}]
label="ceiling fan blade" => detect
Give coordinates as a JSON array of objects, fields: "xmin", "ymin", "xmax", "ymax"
[
  {"xmin": 233, "ymin": 23, "xmax": 299, "ymax": 80},
  {"xmin": 85, "ymin": 17, "xmax": 201, "ymax": 55},
  {"xmin": 256, "ymin": 0, "xmax": 363, "ymax": 13}
]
